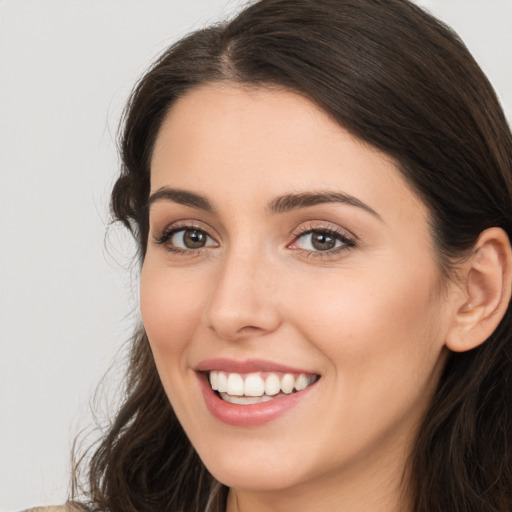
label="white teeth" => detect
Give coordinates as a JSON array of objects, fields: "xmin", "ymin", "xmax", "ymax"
[
  {"xmin": 264, "ymin": 374, "xmax": 281, "ymax": 396},
  {"xmin": 209, "ymin": 371, "xmax": 218, "ymax": 391},
  {"xmin": 244, "ymin": 373, "xmax": 266, "ymax": 397},
  {"xmin": 208, "ymin": 370, "xmax": 317, "ymax": 399},
  {"xmin": 281, "ymin": 373, "xmax": 295, "ymax": 394},
  {"xmin": 295, "ymin": 373, "xmax": 309, "ymax": 391},
  {"xmin": 217, "ymin": 371, "xmax": 228, "ymax": 393},
  {"xmin": 226, "ymin": 373, "xmax": 244, "ymax": 395},
  {"xmin": 220, "ymin": 393, "xmax": 274, "ymax": 404}
]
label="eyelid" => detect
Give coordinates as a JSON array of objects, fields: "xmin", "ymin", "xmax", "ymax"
[
  {"xmin": 151, "ymin": 219, "xmax": 356, "ymax": 258},
  {"xmin": 152, "ymin": 220, "xmax": 219, "ymax": 254},
  {"xmin": 291, "ymin": 221, "xmax": 356, "ymax": 240},
  {"xmin": 288, "ymin": 222, "xmax": 357, "ymax": 257},
  {"xmin": 152, "ymin": 218, "xmax": 217, "ymax": 239}
]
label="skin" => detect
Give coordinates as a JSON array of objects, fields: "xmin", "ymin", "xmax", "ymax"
[{"xmin": 140, "ymin": 83, "xmax": 462, "ymax": 512}]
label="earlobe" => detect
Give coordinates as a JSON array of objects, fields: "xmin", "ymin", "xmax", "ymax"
[{"xmin": 445, "ymin": 227, "xmax": 512, "ymax": 353}]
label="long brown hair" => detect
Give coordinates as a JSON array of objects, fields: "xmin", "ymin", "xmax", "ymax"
[{"xmin": 72, "ymin": 1, "xmax": 512, "ymax": 510}]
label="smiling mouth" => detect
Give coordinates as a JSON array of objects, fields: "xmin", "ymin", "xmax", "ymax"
[{"xmin": 208, "ymin": 370, "xmax": 320, "ymax": 405}]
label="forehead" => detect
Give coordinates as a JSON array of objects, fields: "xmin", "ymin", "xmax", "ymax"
[{"xmin": 150, "ymin": 83, "xmax": 426, "ymax": 225}]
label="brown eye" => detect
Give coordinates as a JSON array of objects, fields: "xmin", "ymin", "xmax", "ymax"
[
  {"xmin": 311, "ymin": 232, "xmax": 337, "ymax": 251},
  {"xmin": 292, "ymin": 228, "xmax": 354, "ymax": 253},
  {"xmin": 182, "ymin": 229, "xmax": 207, "ymax": 248},
  {"xmin": 159, "ymin": 227, "xmax": 217, "ymax": 251}
]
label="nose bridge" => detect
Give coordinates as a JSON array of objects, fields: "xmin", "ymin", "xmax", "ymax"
[{"xmin": 205, "ymin": 241, "xmax": 281, "ymax": 340}]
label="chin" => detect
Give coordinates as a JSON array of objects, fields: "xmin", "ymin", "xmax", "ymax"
[
  {"xmin": 209, "ymin": 463, "xmax": 304, "ymax": 492},
  {"xmin": 197, "ymin": 441, "xmax": 309, "ymax": 491}
]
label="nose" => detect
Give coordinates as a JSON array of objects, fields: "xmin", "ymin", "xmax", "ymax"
[{"xmin": 204, "ymin": 248, "xmax": 282, "ymax": 341}]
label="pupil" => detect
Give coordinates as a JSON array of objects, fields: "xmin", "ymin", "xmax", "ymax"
[
  {"xmin": 184, "ymin": 230, "xmax": 206, "ymax": 248},
  {"xmin": 312, "ymin": 232, "xmax": 335, "ymax": 251}
]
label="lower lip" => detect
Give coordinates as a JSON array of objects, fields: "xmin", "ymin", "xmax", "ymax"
[{"xmin": 197, "ymin": 373, "xmax": 318, "ymax": 427}]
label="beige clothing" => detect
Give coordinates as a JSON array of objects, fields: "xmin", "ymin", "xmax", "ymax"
[{"xmin": 23, "ymin": 506, "xmax": 74, "ymax": 512}]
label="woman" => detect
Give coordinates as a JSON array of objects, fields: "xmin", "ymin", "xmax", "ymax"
[{"xmin": 59, "ymin": 0, "xmax": 512, "ymax": 510}]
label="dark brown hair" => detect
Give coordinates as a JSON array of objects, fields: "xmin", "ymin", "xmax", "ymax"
[{"xmin": 72, "ymin": 1, "xmax": 512, "ymax": 510}]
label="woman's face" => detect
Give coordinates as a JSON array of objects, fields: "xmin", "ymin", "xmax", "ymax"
[{"xmin": 141, "ymin": 84, "xmax": 454, "ymax": 497}]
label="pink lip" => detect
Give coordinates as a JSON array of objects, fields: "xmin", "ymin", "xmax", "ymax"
[
  {"xmin": 195, "ymin": 359, "xmax": 319, "ymax": 427},
  {"xmin": 195, "ymin": 357, "xmax": 316, "ymax": 375}
]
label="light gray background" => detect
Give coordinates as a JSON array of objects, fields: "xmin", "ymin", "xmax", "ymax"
[{"xmin": 1, "ymin": 1, "xmax": 511, "ymax": 510}]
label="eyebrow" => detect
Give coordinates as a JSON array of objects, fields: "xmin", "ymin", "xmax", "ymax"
[
  {"xmin": 147, "ymin": 187, "xmax": 382, "ymax": 221},
  {"xmin": 267, "ymin": 191, "xmax": 382, "ymax": 220},
  {"xmin": 147, "ymin": 187, "xmax": 215, "ymax": 212}
]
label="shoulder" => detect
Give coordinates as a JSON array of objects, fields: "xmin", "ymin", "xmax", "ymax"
[{"xmin": 22, "ymin": 505, "xmax": 81, "ymax": 512}]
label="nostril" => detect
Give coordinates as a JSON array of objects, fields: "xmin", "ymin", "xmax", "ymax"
[{"xmin": 238, "ymin": 325, "xmax": 263, "ymax": 335}]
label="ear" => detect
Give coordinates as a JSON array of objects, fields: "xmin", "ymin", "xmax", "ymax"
[{"xmin": 445, "ymin": 227, "xmax": 512, "ymax": 353}]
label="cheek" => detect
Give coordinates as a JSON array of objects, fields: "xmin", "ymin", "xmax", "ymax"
[
  {"xmin": 139, "ymin": 263, "xmax": 204, "ymax": 364},
  {"xmin": 290, "ymin": 262, "xmax": 445, "ymax": 384},
  {"xmin": 283, "ymin": 264, "xmax": 447, "ymax": 455}
]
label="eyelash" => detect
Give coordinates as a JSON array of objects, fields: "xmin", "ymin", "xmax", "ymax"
[
  {"xmin": 154, "ymin": 223, "xmax": 217, "ymax": 256},
  {"xmin": 153, "ymin": 223, "xmax": 357, "ymax": 258},
  {"xmin": 290, "ymin": 224, "xmax": 356, "ymax": 258}
]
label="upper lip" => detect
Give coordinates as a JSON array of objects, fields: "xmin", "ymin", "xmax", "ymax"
[{"xmin": 195, "ymin": 358, "xmax": 318, "ymax": 375}]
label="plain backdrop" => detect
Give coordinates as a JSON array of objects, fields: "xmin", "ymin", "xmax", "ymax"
[{"xmin": 1, "ymin": 1, "xmax": 511, "ymax": 510}]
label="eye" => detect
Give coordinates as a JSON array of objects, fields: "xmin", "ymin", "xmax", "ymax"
[
  {"xmin": 171, "ymin": 228, "xmax": 213, "ymax": 249},
  {"xmin": 289, "ymin": 226, "xmax": 356, "ymax": 254},
  {"xmin": 155, "ymin": 225, "xmax": 217, "ymax": 253},
  {"xmin": 296, "ymin": 231, "xmax": 341, "ymax": 251}
]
